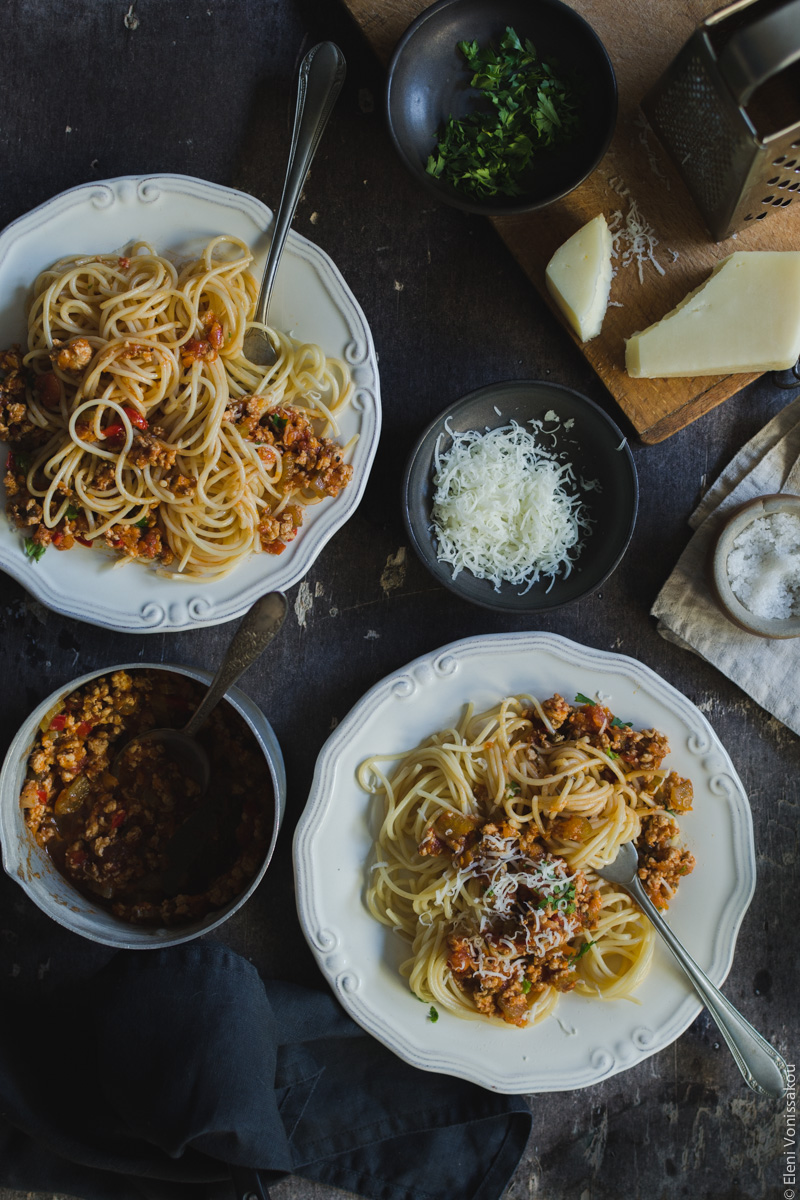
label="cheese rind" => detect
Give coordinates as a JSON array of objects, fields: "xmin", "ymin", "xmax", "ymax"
[
  {"xmin": 625, "ymin": 251, "xmax": 800, "ymax": 378},
  {"xmin": 545, "ymin": 214, "xmax": 613, "ymax": 342}
]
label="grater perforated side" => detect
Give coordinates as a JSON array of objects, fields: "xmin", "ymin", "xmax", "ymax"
[{"xmin": 642, "ymin": 0, "xmax": 800, "ymax": 240}]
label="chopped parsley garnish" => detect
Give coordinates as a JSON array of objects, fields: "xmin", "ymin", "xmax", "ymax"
[
  {"xmin": 572, "ymin": 940, "xmax": 597, "ymax": 961},
  {"xmin": 610, "ymin": 716, "xmax": 632, "ymax": 729},
  {"xmin": 23, "ymin": 538, "xmax": 46, "ymax": 562},
  {"xmin": 135, "ymin": 517, "xmax": 150, "ymax": 529},
  {"xmin": 606, "ymin": 750, "xmax": 620, "ymax": 760},
  {"xmin": 537, "ymin": 881, "xmax": 575, "ymax": 909},
  {"xmin": 65, "ymin": 505, "xmax": 79, "ymax": 520},
  {"xmin": 521, "ymin": 980, "xmax": 532, "ymax": 994},
  {"xmin": 428, "ymin": 1005, "xmax": 439, "ymax": 1023},
  {"xmin": 269, "ymin": 414, "xmax": 287, "ymax": 433},
  {"xmin": 574, "ymin": 692, "xmax": 594, "ymax": 706},
  {"xmin": 15, "ymin": 451, "xmax": 31, "ymax": 473},
  {"xmin": 425, "ymin": 26, "xmax": 581, "ymax": 200},
  {"xmin": 507, "ymin": 780, "xmax": 520, "ymax": 796},
  {"xmin": 485, "ymin": 888, "xmax": 495, "ymax": 898}
]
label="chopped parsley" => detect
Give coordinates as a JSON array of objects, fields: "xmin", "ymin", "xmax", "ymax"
[
  {"xmin": 65, "ymin": 505, "xmax": 79, "ymax": 520},
  {"xmin": 521, "ymin": 980, "xmax": 532, "ymax": 994},
  {"xmin": 14, "ymin": 451, "xmax": 31, "ymax": 473},
  {"xmin": 537, "ymin": 881, "xmax": 575, "ymax": 910},
  {"xmin": 425, "ymin": 26, "xmax": 581, "ymax": 200},
  {"xmin": 269, "ymin": 414, "xmax": 287, "ymax": 433},
  {"xmin": 507, "ymin": 780, "xmax": 520, "ymax": 796},
  {"xmin": 23, "ymin": 537, "xmax": 46, "ymax": 562},
  {"xmin": 135, "ymin": 517, "xmax": 150, "ymax": 530},
  {"xmin": 572, "ymin": 940, "xmax": 597, "ymax": 962},
  {"xmin": 610, "ymin": 715, "xmax": 632, "ymax": 729},
  {"xmin": 428, "ymin": 1005, "xmax": 439, "ymax": 1023},
  {"xmin": 606, "ymin": 750, "xmax": 620, "ymax": 760},
  {"xmin": 574, "ymin": 692, "xmax": 594, "ymax": 706}
]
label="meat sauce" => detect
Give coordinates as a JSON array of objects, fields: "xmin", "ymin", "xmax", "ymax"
[{"xmin": 20, "ymin": 669, "xmax": 272, "ymax": 926}]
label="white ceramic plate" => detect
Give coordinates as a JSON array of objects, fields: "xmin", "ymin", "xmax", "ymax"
[
  {"xmin": 294, "ymin": 631, "xmax": 756, "ymax": 1093},
  {"xmin": 0, "ymin": 175, "xmax": 381, "ymax": 631}
]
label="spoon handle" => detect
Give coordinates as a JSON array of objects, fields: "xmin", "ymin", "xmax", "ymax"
[
  {"xmin": 182, "ymin": 592, "xmax": 288, "ymax": 739},
  {"xmin": 252, "ymin": 41, "xmax": 346, "ymax": 329},
  {"xmin": 630, "ymin": 876, "xmax": 789, "ymax": 1099}
]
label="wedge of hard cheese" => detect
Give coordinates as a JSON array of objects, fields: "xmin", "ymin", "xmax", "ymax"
[
  {"xmin": 545, "ymin": 214, "xmax": 612, "ymax": 342},
  {"xmin": 626, "ymin": 251, "xmax": 800, "ymax": 378}
]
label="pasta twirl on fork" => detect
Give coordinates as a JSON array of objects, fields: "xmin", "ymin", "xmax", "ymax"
[
  {"xmin": 361, "ymin": 692, "xmax": 695, "ymax": 1027},
  {"xmin": 0, "ymin": 236, "xmax": 355, "ymax": 579}
]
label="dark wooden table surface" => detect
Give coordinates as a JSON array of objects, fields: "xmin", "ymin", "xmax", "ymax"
[{"xmin": 0, "ymin": 3, "xmax": 796, "ymax": 1199}]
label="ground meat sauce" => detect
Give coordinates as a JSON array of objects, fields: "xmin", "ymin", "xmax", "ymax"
[
  {"xmin": 0, "ymin": 340, "xmax": 352, "ymax": 566},
  {"xmin": 20, "ymin": 669, "xmax": 272, "ymax": 926},
  {"xmin": 525, "ymin": 693, "xmax": 695, "ymax": 909},
  {"xmin": 420, "ymin": 818, "xmax": 602, "ymax": 1027}
]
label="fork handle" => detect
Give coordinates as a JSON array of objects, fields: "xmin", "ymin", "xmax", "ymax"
[
  {"xmin": 630, "ymin": 876, "xmax": 788, "ymax": 1099},
  {"xmin": 252, "ymin": 41, "xmax": 346, "ymax": 329}
]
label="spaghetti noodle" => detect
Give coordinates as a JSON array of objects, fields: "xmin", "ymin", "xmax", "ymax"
[
  {"xmin": 360, "ymin": 692, "xmax": 695, "ymax": 1027},
  {"xmin": 0, "ymin": 237, "xmax": 355, "ymax": 579}
]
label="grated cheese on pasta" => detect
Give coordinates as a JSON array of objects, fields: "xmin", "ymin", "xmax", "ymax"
[{"xmin": 431, "ymin": 420, "xmax": 591, "ymax": 593}]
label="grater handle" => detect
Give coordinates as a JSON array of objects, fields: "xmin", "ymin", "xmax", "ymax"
[{"xmin": 718, "ymin": 0, "xmax": 800, "ymax": 106}]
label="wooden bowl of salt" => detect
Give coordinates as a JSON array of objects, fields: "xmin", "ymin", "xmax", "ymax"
[{"xmin": 710, "ymin": 494, "xmax": 800, "ymax": 639}]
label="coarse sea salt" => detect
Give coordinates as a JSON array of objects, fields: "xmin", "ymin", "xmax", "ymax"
[{"xmin": 726, "ymin": 512, "xmax": 800, "ymax": 619}]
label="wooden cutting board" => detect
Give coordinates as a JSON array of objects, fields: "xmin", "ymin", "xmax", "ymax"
[{"xmin": 343, "ymin": 0, "xmax": 800, "ymax": 442}]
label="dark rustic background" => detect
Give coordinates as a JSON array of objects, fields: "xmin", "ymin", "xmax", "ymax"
[{"xmin": 0, "ymin": 2, "xmax": 796, "ymax": 1199}]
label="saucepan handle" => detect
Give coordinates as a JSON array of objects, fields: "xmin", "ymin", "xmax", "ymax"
[{"xmin": 717, "ymin": 0, "xmax": 800, "ymax": 107}]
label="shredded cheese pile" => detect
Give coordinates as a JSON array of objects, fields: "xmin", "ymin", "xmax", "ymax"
[
  {"xmin": 431, "ymin": 420, "xmax": 589, "ymax": 593},
  {"xmin": 442, "ymin": 839, "xmax": 581, "ymax": 982}
]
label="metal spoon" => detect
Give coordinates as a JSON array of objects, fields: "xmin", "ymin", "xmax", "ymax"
[
  {"xmin": 596, "ymin": 841, "xmax": 789, "ymax": 1099},
  {"xmin": 243, "ymin": 41, "xmax": 346, "ymax": 368},
  {"xmin": 114, "ymin": 591, "xmax": 288, "ymax": 791}
]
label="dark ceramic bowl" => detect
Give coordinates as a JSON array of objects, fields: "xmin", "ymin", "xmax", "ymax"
[
  {"xmin": 403, "ymin": 380, "xmax": 637, "ymax": 613},
  {"xmin": 386, "ymin": 0, "xmax": 617, "ymax": 215}
]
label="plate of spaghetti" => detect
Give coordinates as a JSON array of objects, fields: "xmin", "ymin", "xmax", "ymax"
[
  {"xmin": 294, "ymin": 631, "xmax": 755, "ymax": 1092},
  {"xmin": 0, "ymin": 175, "xmax": 380, "ymax": 631}
]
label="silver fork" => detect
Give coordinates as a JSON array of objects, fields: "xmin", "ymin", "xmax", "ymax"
[
  {"xmin": 597, "ymin": 841, "xmax": 789, "ymax": 1099},
  {"xmin": 243, "ymin": 41, "xmax": 346, "ymax": 368}
]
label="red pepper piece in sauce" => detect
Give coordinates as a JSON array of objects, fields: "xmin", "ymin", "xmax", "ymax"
[
  {"xmin": 110, "ymin": 810, "xmax": 125, "ymax": 830},
  {"xmin": 75, "ymin": 721, "xmax": 93, "ymax": 738},
  {"xmin": 49, "ymin": 714, "xmax": 67, "ymax": 731},
  {"xmin": 101, "ymin": 407, "xmax": 148, "ymax": 440},
  {"xmin": 76, "ymin": 535, "xmax": 93, "ymax": 548},
  {"xmin": 122, "ymin": 406, "xmax": 148, "ymax": 430},
  {"xmin": 36, "ymin": 788, "xmax": 47, "ymax": 803}
]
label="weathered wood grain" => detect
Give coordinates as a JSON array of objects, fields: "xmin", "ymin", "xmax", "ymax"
[{"xmin": 0, "ymin": 1, "xmax": 795, "ymax": 1199}]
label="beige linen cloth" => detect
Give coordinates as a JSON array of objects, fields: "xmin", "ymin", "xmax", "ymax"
[{"xmin": 651, "ymin": 395, "xmax": 800, "ymax": 735}]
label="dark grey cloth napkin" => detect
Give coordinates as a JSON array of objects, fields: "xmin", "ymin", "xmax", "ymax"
[{"xmin": 0, "ymin": 874, "xmax": 531, "ymax": 1200}]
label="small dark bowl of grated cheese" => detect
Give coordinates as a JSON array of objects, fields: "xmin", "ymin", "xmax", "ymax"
[
  {"xmin": 385, "ymin": 0, "xmax": 617, "ymax": 215},
  {"xmin": 402, "ymin": 379, "xmax": 638, "ymax": 613}
]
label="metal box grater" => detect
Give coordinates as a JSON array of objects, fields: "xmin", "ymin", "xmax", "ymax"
[{"xmin": 642, "ymin": 0, "xmax": 800, "ymax": 241}]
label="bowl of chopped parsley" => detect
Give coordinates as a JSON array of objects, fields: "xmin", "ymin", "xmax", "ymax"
[{"xmin": 385, "ymin": 0, "xmax": 617, "ymax": 214}]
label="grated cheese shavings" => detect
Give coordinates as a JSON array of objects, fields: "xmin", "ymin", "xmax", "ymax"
[
  {"xmin": 607, "ymin": 177, "xmax": 665, "ymax": 283},
  {"xmin": 431, "ymin": 420, "xmax": 591, "ymax": 593}
]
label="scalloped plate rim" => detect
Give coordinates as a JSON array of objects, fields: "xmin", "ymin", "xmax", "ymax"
[
  {"xmin": 0, "ymin": 173, "xmax": 381, "ymax": 631},
  {"xmin": 293, "ymin": 630, "xmax": 756, "ymax": 1093}
]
